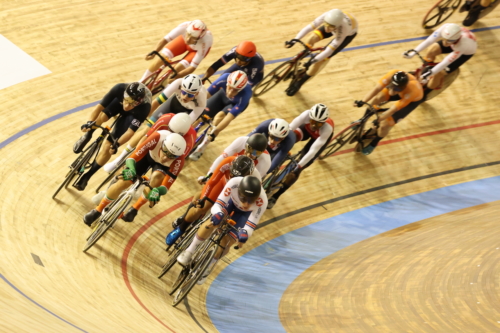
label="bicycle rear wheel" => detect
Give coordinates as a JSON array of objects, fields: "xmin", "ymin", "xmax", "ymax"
[
  {"xmin": 158, "ymin": 224, "xmax": 199, "ymax": 279},
  {"xmin": 253, "ymin": 61, "xmax": 293, "ymax": 97},
  {"xmin": 422, "ymin": 0, "xmax": 462, "ymax": 29},
  {"xmin": 425, "ymin": 68, "xmax": 460, "ymax": 101},
  {"xmin": 319, "ymin": 122, "xmax": 361, "ymax": 160},
  {"xmin": 172, "ymin": 244, "xmax": 217, "ymax": 307}
]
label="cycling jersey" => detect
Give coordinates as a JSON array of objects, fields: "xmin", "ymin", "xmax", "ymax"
[
  {"xmin": 209, "ymin": 47, "xmax": 265, "ymax": 86},
  {"xmin": 414, "ymin": 24, "xmax": 477, "ymax": 75},
  {"xmin": 290, "ymin": 110, "xmax": 334, "ymax": 168},
  {"xmin": 212, "ymin": 176, "xmax": 267, "ymax": 239},
  {"xmin": 249, "ymin": 119, "xmax": 296, "ymax": 173},
  {"xmin": 146, "ymin": 113, "xmax": 197, "ymax": 159},
  {"xmin": 155, "ymin": 78, "xmax": 208, "ymax": 123},
  {"xmin": 207, "ymin": 136, "xmax": 271, "ymax": 177},
  {"xmin": 162, "ymin": 21, "xmax": 213, "ymax": 68},
  {"xmin": 378, "ymin": 69, "xmax": 423, "ymax": 110},
  {"xmin": 206, "ymin": 73, "xmax": 252, "ymax": 117}
]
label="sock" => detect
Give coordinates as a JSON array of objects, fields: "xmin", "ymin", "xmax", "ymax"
[
  {"xmin": 140, "ymin": 69, "xmax": 153, "ymax": 82},
  {"xmin": 369, "ymin": 135, "xmax": 383, "ymax": 148},
  {"xmin": 84, "ymin": 161, "xmax": 102, "ymax": 178},
  {"xmin": 96, "ymin": 195, "xmax": 113, "ymax": 213},
  {"xmin": 186, "ymin": 234, "xmax": 204, "ymax": 253},
  {"xmin": 132, "ymin": 194, "xmax": 148, "ymax": 210},
  {"xmin": 273, "ymin": 182, "xmax": 291, "ymax": 200}
]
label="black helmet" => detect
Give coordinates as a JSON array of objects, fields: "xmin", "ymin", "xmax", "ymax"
[
  {"xmin": 230, "ymin": 155, "xmax": 254, "ymax": 178},
  {"xmin": 391, "ymin": 71, "xmax": 409, "ymax": 91},
  {"xmin": 125, "ymin": 82, "xmax": 146, "ymax": 102},
  {"xmin": 237, "ymin": 175, "xmax": 262, "ymax": 204},
  {"xmin": 246, "ymin": 133, "xmax": 268, "ymax": 152}
]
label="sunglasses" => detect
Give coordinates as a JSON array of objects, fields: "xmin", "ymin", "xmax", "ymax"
[
  {"xmin": 235, "ymin": 53, "xmax": 252, "ymax": 62},
  {"xmin": 388, "ymin": 83, "xmax": 404, "ymax": 92},
  {"xmin": 123, "ymin": 95, "xmax": 140, "ymax": 106},
  {"xmin": 245, "ymin": 144, "xmax": 264, "ymax": 158},
  {"xmin": 161, "ymin": 148, "xmax": 181, "ymax": 159},
  {"xmin": 269, "ymin": 134, "xmax": 285, "ymax": 142},
  {"xmin": 309, "ymin": 120, "xmax": 325, "ymax": 127},
  {"xmin": 180, "ymin": 90, "xmax": 196, "ymax": 98},
  {"xmin": 238, "ymin": 193, "xmax": 257, "ymax": 204}
]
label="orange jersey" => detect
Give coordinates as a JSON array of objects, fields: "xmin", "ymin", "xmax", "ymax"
[
  {"xmin": 201, "ymin": 156, "xmax": 236, "ymax": 202},
  {"xmin": 378, "ymin": 69, "xmax": 423, "ymax": 111},
  {"xmin": 146, "ymin": 113, "xmax": 196, "ymax": 159}
]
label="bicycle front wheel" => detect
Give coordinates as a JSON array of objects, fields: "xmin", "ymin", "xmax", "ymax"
[
  {"xmin": 253, "ymin": 61, "xmax": 293, "ymax": 97},
  {"xmin": 158, "ymin": 225, "xmax": 199, "ymax": 279},
  {"xmin": 319, "ymin": 123, "xmax": 361, "ymax": 160},
  {"xmin": 422, "ymin": 0, "xmax": 462, "ymax": 29},
  {"xmin": 172, "ymin": 244, "xmax": 217, "ymax": 307}
]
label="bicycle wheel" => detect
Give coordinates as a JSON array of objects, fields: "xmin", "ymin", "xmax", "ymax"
[
  {"xmin": 82, "ymin": 193, "xmax": 132, "ymax": 252},
  {"xmin": 253, "ymin": 61, "xmax": 293, "ymax": 97},
  {"xmin": 172, "ymin": 244, "xmax": 217, "ymax": 307},
  {"xmin": 425, "ymin": 68, "xmax": 460, "ymax": 101},
  {"xmin": 158, "ymin": 224, "xmax": 199, "ymax": 279},
  {"xmin": 262, "ymin": 168, "xmax": 280, "ymax": 195},
  {"xmin": 422, "ymin": 0, "xmax": 462, "ymax": 29},
  {"xmin": 319, "ymin": 122, "xmax": 361, "ymax": 160}
]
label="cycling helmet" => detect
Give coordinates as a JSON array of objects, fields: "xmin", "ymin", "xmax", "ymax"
[
  {"xmin": 391, "ymin": 71, "xmax": 409, "ymax": 90},
  {"xmin": 186, "ymin": 20, "xmax": 207, "ymax": 38},
  {"xmin": 161, "ymin": 133, "xmax": 187, "ymax": 158},
  {"xmin": 268, "ymin": 118, "xmax": 290, "ymax": 139},
  {"xmin": 324, "ymin": 9, "xmax": 344, "ymax": 27},
  {"xmin": 227, "ymin": 70, "xmax": 248, "ymax": 90},
  {"xmin": 181, "ymin": 74, "xmax": 203, "ymax": 94},
  {"xmin": 237, "ymin": 175, "xmax": 262, "ymax": 203},
  {"xmin": 236, "ymin": 41, "xmax": 257, "ymax": 59},
  {"xmin": 309, "ymin": 103, "xmax": 329, "ymax": 122},
  {"xmin": 441, "ymin": 23, "xmax": 462, "ymax": 41},
  {"xmin": 125, "ymin": 82, "xmax": 146, "ymax": 102},
  {"xmin": 230, "ymin": 155, "xmax": 255, "ymax": 178},
  {"xmin": 168, "ymin": 113, "xmax": 191, "ymax": 136},
  {"xmin": 246, "ymin": 133, "xmax": 268, "ymax": 152}
]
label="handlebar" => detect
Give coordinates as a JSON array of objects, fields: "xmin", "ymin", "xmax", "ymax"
[
  {"xmin": 405, "ymin": 49, "xmax": 429, "ymax": 65},
  {"xmin": 289, "ymin": 39, "xmax": 312, "ymax": 50},
  {"xmin": 147, "ymin": 50, "xmax": 178, "ymax": 79}
]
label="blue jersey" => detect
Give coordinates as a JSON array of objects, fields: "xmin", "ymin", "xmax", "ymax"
[
  {"xmin": 210, "ymin": 46, "xmax": 265, "ymax": 86},
  {"xmin": 207, "ymin": 73, "xmax": 252, "ymax": 117},
  {"xmin": 249, "ymin": 119, "xmax": 296, "ymax": 174}
]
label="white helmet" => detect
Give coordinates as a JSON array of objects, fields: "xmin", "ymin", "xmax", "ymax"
[
  {"xmin": 268, "ymin": 118, "xmax": 290, "ymax": 138},
  {"xmin": 186, "ymin": 20, "xmax": 207, "ymax": 38},
  {"xmin": 162, "ymin": 133, "xmax": 187, "ymax": 158},
  {"xmin": 181, "ymin": 74, "xmax": 203, "ymax": 94},
  {"xmin": 324, "ymin": 9, "xmax": 344, "ymax": 27},
  {"xmin": 168, "ymin": 113, "xmax": 191, "ymax": 135},
  {"xmin": 441, "ymin": 23, "xmax": 462, "ymax": 41},
  {"xmin": 309, "ymin": 103, "xmax": 329, "ymax": 122},
  {"xmin": 227, "ymin": 70, "xmax": 248, "ymax": 90}
]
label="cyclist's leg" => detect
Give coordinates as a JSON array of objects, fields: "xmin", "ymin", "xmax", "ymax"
[
  {"xmin": 463, "ymin": 0, "xmax": 491, "ymax": 25},
  {"xmin": 140, "ymin": 36, "xmax": 187, "ymax": 82},
  {"xmin": 169, "ymin": 51, "xmax": 197, "ymax": 82}
]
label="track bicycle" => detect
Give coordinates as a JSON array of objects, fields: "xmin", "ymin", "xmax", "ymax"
[
  {"xmin": 252, "ymin": 39, "xmax": 322, "ymax": 97},
  {"xmin": 170, "ymin": 213, "xmax": 240, "ymax": 307},
  {"xmin": 262, "ymin": 153, "xmax": 300, "ymax": 197},
  {"xmin": 95, "ymin": 149, "xmax": 134, "ymax": 194},
  {"xmin": 422, "ymin": 0, "xmax": 499, "ymax": 29},
  {"xmin": 141, "ymin": 51, "xmax": 179, "ymax": 95},
  {"xmin": 82, "ymin": 175, "xmax": 152, "ymax": 252},
  {"xmin": 188, "ymin": 114, "xmax": 215, "ymax": 157},
  {"xmin": 53, "ymin": 121, "xmax": 118, "ymax": 199}
]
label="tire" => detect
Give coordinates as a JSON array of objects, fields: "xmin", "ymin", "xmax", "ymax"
[
  {"xmin": 82, "ymin": 193, "xmax": 132, "ymax": 252},
  {"xmin": 253, "ymin": 61, "xmax": 293, "ymax": 97},
  {"xmin": 158, "ymin": 225, "xmax": 199, "ymax": 279},
  {"xmin": 172, "ymin": 244, "xmax": 217, "ymax": 307},
  {"xmin": 319, "ymin": 123, "xmax": 361, "ymax": 160},
  {"xmin": 422, "ymin": 0, "xmax": 462, "ymax": 29},
  {"xmin": 425, "ymin": 68, "xmax": 460, "ymax": 101}
]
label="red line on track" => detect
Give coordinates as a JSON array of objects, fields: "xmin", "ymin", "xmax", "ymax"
[{"xmin": 121, "ymin": 197, "xmax": 192, "ymax": 333}]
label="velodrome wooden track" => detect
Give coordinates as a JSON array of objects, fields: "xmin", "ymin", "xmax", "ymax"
[{"xmin": 1, "ymin": 0, "xmax": 500, "ymax": 332}]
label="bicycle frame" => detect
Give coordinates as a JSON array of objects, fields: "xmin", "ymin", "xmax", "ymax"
[{"xmin": 141, "ymin": 51, "xmax": 179, "ymax": 95}]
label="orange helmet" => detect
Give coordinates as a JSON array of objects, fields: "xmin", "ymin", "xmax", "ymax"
[{"xmin": 235, "ymin": 41, "xmax": 257, "ymax": 61}]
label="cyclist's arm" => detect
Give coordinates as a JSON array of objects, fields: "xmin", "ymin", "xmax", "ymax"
[
  {"xmin": 256, "ymin": 153, "xmax": 271, "ymax": 176},
  {"xmin": 362, "ymin": 83, "xmax": 385, "ymax": 105},
  {"xmin": 152, "ymin": 38, "xmax": 168, "ymax": 53},
  {"xmin": 243, "ymin": 192, "xmax": 268, "ymax": 237},
  {"xmin": 161, "ymin": 157, "xmax": 185, "ymax": 190},
  {"xmin": 207, "ymin": 137, "xmax": 246, "ymax": 174},
  {"xmin": 211, "ymin": 178, "xmax": 236, "ymax": 215},
  {"xmin": 312, "ymin": 26, "xmax": 347, "ymax": 63},
  {"xmin": 146, "ymin": 114, "xmax": 173, "ymax": 136},
  {"xmin": 268, "ymin": 134, "xmax": 296, "ymax": 174},
  {"xmin": 415, "ymin": 25, "xmax": 444, "ymax": 53},
  {"xmin": 160, "ymin": 79, "xmax": 182, "ymax": 101},
  {"xmin": 295, "ymin": 13, "xmax": 326, "ymax": 39},
  {"xmin": 248, "ymin": 119, "xmax": 272, "ymax": 136},
  {"xmin": 203, "ymin": 158, "xmax": 231, "ymax": 196},
  {"xmin": 173, "ymin": 66, "xmax": 196, "ymax": 79},
  {"xmin": 248, "ymin": 55, "xmax": 265, "ymax": 85},
  {"xmin": 88, "ymin": 104, "xmax": 105, "ymax": 122},
  {"xmin": 289, "ymin": 110, "xmax": 310, "ymax": 131},
  {"xmin": 206, "ymin": 47, "xmax": 236, "ymax": 78},
  {"xmin": 297, "ymin": 124, "xmax": 333, "ymax": 167},
  {"xmin": 189, "ymin": 36, "xmax": 212, "ymax": 69},
  {"xmin": 430, "ymin": 50, "xmax": 463, "ymax": 75},
  {"xmin": 189, "ymin": 89, "xmax": 208, "ymax": 123}
]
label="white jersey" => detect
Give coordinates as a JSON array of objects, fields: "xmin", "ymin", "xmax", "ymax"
[
  {"xmin": 160, "ymin": 78, "xmax": 208, "ymax": 123},
  {"xmin": 211, "ymin": 177, "xmax": 267, "ymax": 238},
  {"xmin": 148, "ymin": 130, "xmax": 176, "ymax": 167},
  {"xmin": 415, "ymin": 24, "xmax": 477, "ymax": 75},
  {"xmin": 290, "ymin": 110, "xmax": 334, "ymax": 168},
  {"xmin": 163, "ymin": 21, "xmax": 213, "ymax": 68},
  {"xmin": 207, "ymin": 136, "xmax": 271, "ymax": 178}
]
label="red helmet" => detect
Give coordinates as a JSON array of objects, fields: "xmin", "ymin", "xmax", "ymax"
[{"xmin": 235, "ymin": 41, "xmax": 257, "ymax": 61}]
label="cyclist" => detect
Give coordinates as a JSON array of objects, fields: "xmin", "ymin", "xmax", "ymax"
[
  {"xmin": 403, "ymin": 23, "xmax": 476, "ymax": 91},
  {"xmin": 460, "ymin": 0, "xmax": 495, "ymax": 26},
  {"xmin": 103, "ymin": 75, "xmax": 204, "ymax": 172},
  {"xmin": 202, "ymin": 41, "xmax": 265, "ymax": 86},
  {"xmin": 353, "ymin": 70, "xmax": 423, "ymax": 156},
  {"xmin": 73, "ymin": 82, "xmax": 152, "ymax": 191},
  {"xmin": 176, "ymin": 175, "xmax": 267, "ymax": 285},
  {"xmin": 267, "ymin": 104, "xmax": 333, "ymax": 209},
  {"xmin": 139, "ymin": 20, "xmax": 213, "ymax": 83},
  {"xmin": 165, "ymin": 155, "xmax": 259, "ymax": 245},
  {"xmin": 189, "ymin": 70, "xmax": 252, "ymax": 161},
  {"xmin": 83, "ymin": 131, "xmax": 186, "ymax": 226},
  {"xmin": 285, "ymin": 9, "xmax": 358, "ymax": 96},
  {"xmin": 248, "ymin": 118, "xmax": 296, "ymax": 174}
]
